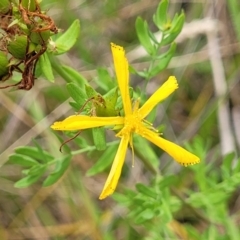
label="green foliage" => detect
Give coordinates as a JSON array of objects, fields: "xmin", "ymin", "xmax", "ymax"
[
  {"xmin": 3, "ymin": 0, "xmax": 199, "ymax": 200},
  {"xmin": 113, "ymin": 146, "xmax": 240, "ymax": 239},
  {"xmin": 52, "ymin": 19, "xmax": 81, "ymax": 55},
  {"xmin": 37, "ymin": 19, "xmax": 81, "ymax": 82},
  {"xmin": 43, "ymin": 155, "xmax": 72, "ymax": 186},
  {"xmin": 92, "ymin": 127, "xmax": 106, "ymax": 151},
  {"xmin": 67, "ymin": 82, "xmax": 87, "ymax": 110},
  {"xmin": 134, "ymin": 0, "xmax": 184, "ymax": 79},
  {"xmin": 135, "ymin": 17, "xmax": 155, "ymax": 55},
  {"xmin": 86, "ymin": 144, "xmax": 118, "ymax": 176},
  {"xmin": 1, "ymin": 0, "xmax": 240, "ymax": 239},
  {"xmin": 39, "ymin": 52, "xmax": 54, "ymax": 82},
  {"xmin": 8, "ymin": 145, "xmax": 72, "ymax": 188}
]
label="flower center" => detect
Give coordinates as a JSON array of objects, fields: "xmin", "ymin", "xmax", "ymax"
[
  {"xmin": 117, "ymin": 110, "xmax": 144, "ymax": 138},
  {"xmin": 124, "ymin": 112, "xmax": 142, "ymax": 134}
]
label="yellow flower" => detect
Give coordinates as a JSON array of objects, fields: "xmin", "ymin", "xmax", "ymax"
[{"xmin": 51, "ymin": 43, "xmax": 200, "ymax": 200}]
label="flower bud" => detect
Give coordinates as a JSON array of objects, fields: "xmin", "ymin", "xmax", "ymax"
[
  {"xmin": 7, "ymin": 35, "xmax": 28, "ymax": 60},
  {"xmin": 0, "ymin": 51, "xmax": 9, "ymax": 79},
  {"xmin": 29, "ymin": 30, "xmax": 50, "ymax": 45},
  {"xmin": 0, "ymin": 0, "xmax": 10, "ymax": 14}
]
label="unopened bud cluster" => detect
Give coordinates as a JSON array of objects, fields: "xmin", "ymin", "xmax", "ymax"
[{"xmin": 0, "ymin": 0, "xmax": 58, "ymax": 90}]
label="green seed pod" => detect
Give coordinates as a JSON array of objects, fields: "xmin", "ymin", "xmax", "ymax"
[
  {"xmin": 21, "ymin": 0, "xmax": 37, "ymax": 11},
  {"xmin": 0, "ymin": 51, "xmax": 9, "ymax": 79},
  {"xmin": 0, "ymin": 0, "xmax": 11, "ymax": 14},
  {"xmin": 7, "ymin": 35, "xmax": 28, "ymax": 60},
  {"xmin": 29, "ymin": 30, "xmax": 50, "ymax": 45},
  {"xmin": 28, "ymin": 42, "xmax": 37, "ymax": 54}
]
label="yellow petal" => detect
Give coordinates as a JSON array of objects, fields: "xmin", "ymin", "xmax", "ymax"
[
  {"xmin": 99, "ymin": 134, "xmax": 130, "ymax": 199},
  {"xmin": 51, "ymin": 115, "xmax": 124, "ymax": 131},
  {"xmin": 138, "ymin": 76, "xmax": 178, "ymax": 118},
  {"xmin": 140, "ymin": 127, "xmax": 200, "ymax": 166},
  {"xmin": 111, "ymin": 43, "xmax": 132, "ymax": 116}
]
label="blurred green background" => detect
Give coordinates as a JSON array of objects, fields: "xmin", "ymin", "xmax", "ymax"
[{"xmin": 1, "ymin": 0, "xmax": 240, "ymax": 239}]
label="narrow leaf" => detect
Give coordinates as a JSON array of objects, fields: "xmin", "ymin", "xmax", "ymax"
[
  {"xmin": 54, "ymin": 19, "xmax": 80, "ymax": 55},
  {"xmin": 15, "ymin": 166, "xmax": 46, "ymax": 188},
  {"xmin": 67, "ymin": 82, "xmax": 87, "ymax": 106},
  {"xmin": 39, "ymin": 52, "xmax": 54, "ymax": 82},
  {"xmin": 28, "ymin": 164, "xmax": 47, "ymax": 176},
  {"xmin": 15, "ymin": 146, "xmax": 54, "ymax": 163},
  {"xmin": 148, "ymin": 42, "xmax": 176, "ymax": 78},
  {"xmin": 135, "ymin": 208, "xmax": 154, "ymax": 224},
  {"xmin": 136, "ymin": 183, "xmax": 156, "ymax": 199},
  {"xmin": 135, "ymin": 17, "xmax": 155, "ymax": 55},
  {"xmin": 43, "ymin": 155, "xmax": 71, "ymax": 186},
  {"xmin": 69, "ymin": 101, "xmax": 82, "ymax": 111},
  {"xmin": 62, "ymin": 65, "xmax": 87, "ymax": 88},
  {"xmin": 8, "ymin": 154, "xmax": 38, "ymax": 167},
  {"xmin": 97, "ymin": 68, "xmax": 115, "ymax": 91},
  {"xmin": 86, "ymin": 144, "xmax": 118, "ymax": 176},
  {"xmin": 153, "ymin": 0, "xmax": 169, "ymax": 30},
  {"xmin": 92, "ymin": 127, "xmax": 106, "ymax": 151},
  {"xmin": 161, "ymin": 12, "xmax": 185, "ymax": 46},
  {"xmin": 158, "ymin": 175, "xmax": 177, "ymax": 189}
]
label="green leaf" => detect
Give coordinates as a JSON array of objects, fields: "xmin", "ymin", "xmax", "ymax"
[
  {"xmin": 158, "ymin": 175, "xmax": 178, "ymax": 189},
  {"xmin": 54, "ymin": 19, "xmax": 80, "ymax": 55},
  {"xmin": 134, "ymin": 208, "xmax": 154, "ymax": 224},
  {"xmin": 96, "ymin": 68, "xmax": 115, "ymax": 91},
  {"xmin": 69, "ymin": 101, "xmax": 82, "ymax": 111},
  {"xmin": 15, "ymin": 165, "xmax": 46, "ymax": 188},
  {"xmin": 92, "ymin": 127, "xmax": 106, "ymax": 151},
  {"xmin": 32, "ymin": 140, "xmax": 55, "ymax": 163},
  {"xmin": 153, "ymin": 0, "xmax": 169, "ymax": 30},
  {"xmin": 135, "ymin": 17, "xmax": 155, "ymax": 55},
  {"xmin": 85, "ymin": 84, "xmax": 98, "ymax": 98},
  {"xmin": 15, "ymin": 146, "xmax": 53, "ymax": 164},
  {"xmin": 148, "ymin": 42, "xmax": 176, "ymax": 78},
  {"xmin": 8, "ymin": 154, "xmax": 39, "ymax": 167},
  {"xmin": 111, "ymin": 192, "xmax": 131, "ymax": 206},
  {"xmin": 161, "ymin": 12, "xmax": 185, "ymax": 46},
  {"xmin": 86, "ymin": 144, "xmax": 118, "ymax": 176},
  {"xmin": 161, "ymin": 198, "xmax": 172, "ymax": 223},
  {"xmin": 43, "ymin": 155, "xmax": 72, "ymax": 187},
  {"xmin": 136, "ymin": 183, "xmax": 156, "ymax": 199},
  {"xmin": 62, "ymin": 65, "xmax": 88, "ymax": 88},
  {"xmin": 39, "ymin": 52, "xmax": 54, "ymax": 82},
  {"xmin": 28, "ymin": 164, "xmax": 47, "ymax": 176},
  {"xmin": 67, "ymin": 82, "xmax": 87, "ymax": 107},
  {"xmin": 148, "ymin": 29, "xmax": 158, "ymax": 45},
  {"xmin": 134, "ymin": 70, "xmax": 148, "ymax": 79}
]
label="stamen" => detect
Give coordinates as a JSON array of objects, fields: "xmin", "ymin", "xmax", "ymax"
[
  {"xmin": 142, "ymin": 119, "xmax": 159, "ymax": 133},
  {"xmin": 142, "ymin": 119, "xmax": 153, "ymax": 126}
]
